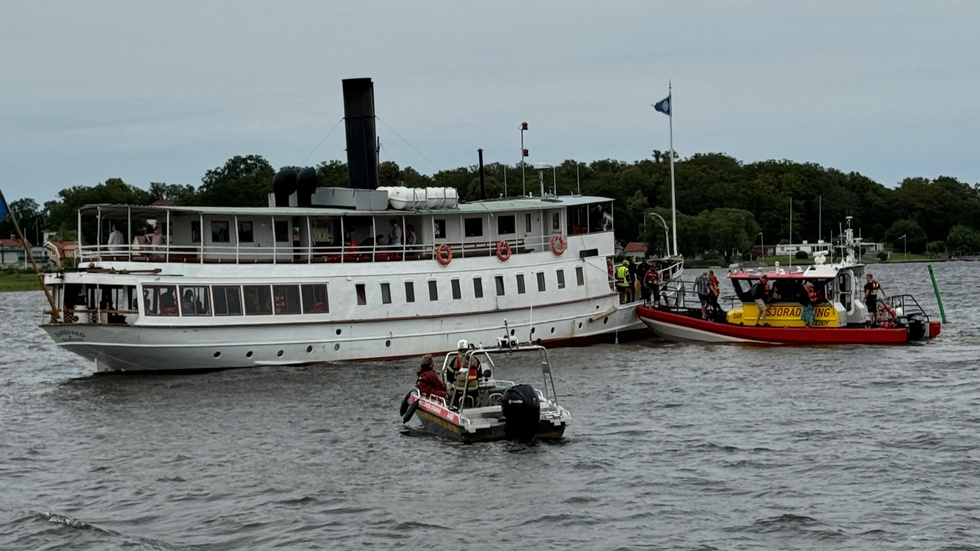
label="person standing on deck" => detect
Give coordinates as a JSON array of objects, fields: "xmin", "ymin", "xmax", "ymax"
[
  {"xmin": 694, "ymin": 271, "xmax": 711, "ymax": 320},
  {"xmin": 752, "ymin": 275, "xmax": 771, "ymax": 326},
  {"xmin": 389, "ymin": 219, "xmax": 403, "ymax": 247},
  {"xmin": 864, "ymin": 273, "xmax": 881, "ymax": 326},
  {"xmin": 644, "ymin": 261, "xmax": 660, "ymax": 306},
  {"xmin": 615, "ymin": 260, "xmax": 630, "ymax": 304},
  {"xmin": 107, "ymin": 224, "xmax": 125, "ymax": 252},
  {"xmin": 708, "ymin": 270, "xmax": 722, "ymax": 314}
]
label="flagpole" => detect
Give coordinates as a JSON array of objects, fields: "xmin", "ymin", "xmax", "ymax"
[
  {"xmin": 0, "ymin": 187, "xmax": 61, "ymax": 320},
  {"xmin": 668, "ymin": 81, "xmax": 677, "ymax": 257}
]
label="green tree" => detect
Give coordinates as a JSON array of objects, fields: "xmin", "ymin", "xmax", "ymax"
[
  {"xmin": 197, "ymin": 155, "xmax": 275, "ymax": 207},
  {"xmin": 315, "ymin": 160, "xmax": 350, "ymax": 188},
  {"xmin": 883, "ymin": 219, "xmax": 927, "ymax": 254},
  {"xmin": 946, "ymin": 224, "xmax": 980, "ymax": 255},
  {"xmin": 148, "ymin": 182, "xmax": 197, "ymax": 205},
  {"xmin": 45, "ymin": 178, "xmax": 151, "ymax": 237},
  {"xmin": 0, "ymin": 197, "xmax": 45, "ymax": 246}
]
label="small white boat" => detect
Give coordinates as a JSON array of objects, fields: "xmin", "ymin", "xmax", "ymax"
[{"xmin": 400, "ymin": 340, "xmax": 570, "ymax": 442}]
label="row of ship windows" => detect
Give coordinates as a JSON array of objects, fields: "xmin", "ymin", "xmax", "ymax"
[{"xmin": 143, "ymin": 266, "xmax": 586, "ymax": 317}]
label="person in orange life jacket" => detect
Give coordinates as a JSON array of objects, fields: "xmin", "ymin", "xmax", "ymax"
[
  {"xmin": 448, "ymin": 340, "xmax": 480, "ymax": 408},
  {"xmin": 708, "ymin": 270, "xmax": 722, "ymax": 314},
  {"xmin": 864, "ymin": 273, "xmax": 881, "ymax": 326},
  {"xmin": 416, "ymin": 354, "xmax": 447, "ymax": 399}
]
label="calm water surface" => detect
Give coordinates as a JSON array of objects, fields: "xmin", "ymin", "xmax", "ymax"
[{"xmin": 1, "ymin": 262, "xmax": 978, "ymax": 550}]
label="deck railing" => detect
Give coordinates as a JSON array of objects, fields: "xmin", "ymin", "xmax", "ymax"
[{"xmin": 76, "ymin": 235, "xmax": 561, "ymax": 265}]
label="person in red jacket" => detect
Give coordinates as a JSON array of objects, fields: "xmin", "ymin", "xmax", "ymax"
[{"xmin": 416, "ymin": 354, "xmax": 447, "ymax": 399}]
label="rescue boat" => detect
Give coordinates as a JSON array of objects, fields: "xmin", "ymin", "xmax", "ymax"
[
  {"xmin": 637, "ymin": 223, "xmax": 941, "ymax": 345},
  {"xmin": 400, "ymin": 340, "xmax": 570, "ymax": 442}
]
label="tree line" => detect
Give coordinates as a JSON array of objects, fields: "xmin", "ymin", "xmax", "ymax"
[{"xmin": 4, "ymin": 152, "xmax": 979, "ymax": 258}]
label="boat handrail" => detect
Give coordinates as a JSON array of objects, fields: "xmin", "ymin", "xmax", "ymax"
[{"xmin": 75, "ymin": 233, "xmax": 568, "ymax": 266}]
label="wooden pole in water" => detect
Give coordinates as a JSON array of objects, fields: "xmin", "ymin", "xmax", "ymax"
[
  {"xmin": 0, "ymin": 187, "xmax": 60, "ymax": 320},
  {"xmin": 928, "ymin": 264, "xmax": 947, "ymax": 323}
]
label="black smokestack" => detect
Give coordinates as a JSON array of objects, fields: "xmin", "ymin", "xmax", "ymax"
[{"xmin": 342, "ymin": 78, "xmax": 378, "ymax": 190}]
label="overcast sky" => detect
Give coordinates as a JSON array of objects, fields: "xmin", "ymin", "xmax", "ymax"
[{"xmin": 2, "ymin": 1, "xmax": 978, "ymax": 205}]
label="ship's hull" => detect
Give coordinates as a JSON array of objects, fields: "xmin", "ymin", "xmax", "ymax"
[
  {"xmin": 637, "ymin": 305, "xmax": 913, "ymax": 345},
  {"xmin": 45, "ymin": 299, "xmax": 644, "ymax": 372}
]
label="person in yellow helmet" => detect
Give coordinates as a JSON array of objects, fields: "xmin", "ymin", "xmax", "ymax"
[{"xmin": 616, "ymin": 259, "xmax": 630, "ymax": 304}]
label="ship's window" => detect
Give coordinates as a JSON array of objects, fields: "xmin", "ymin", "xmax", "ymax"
[
  {"xmin": 191, "ymin": 221, "xmax": 201, "ymax": 244},
  {"xmin": 405, "ymin": 281, "xmax": 415, "ymax": 303},
  {"xmin": 273, "ymin": 285, "xmax": 301, "ymax": 314},
  {"xmin": 428, "ymin": 280, "xmax": 438, "ymax": 301},
  {"xmin": 301, "ymin": 284, "xmax": 329, "ymax": 313},
  {"xmin": 464, "ymin": 217, "xmax": 483, "ymax": 238},
  {"xmin": 274, "ymin": 220, "xmax": 290, "ymax": 243},
  {"xmin": 243, "ymin": 285, "xmax": 273, "ymax": 315},
  {"xmin": 497, "ymin": 215, "xmax": 516, "ymax": 235},
  {"xmin": 451, "ymin": 279, "xmax": 461, "ymax": 300},
  {"xmin": 516, "ymin": 274, "xmax": 526, "ymax": 295},
  {"xmin": 211, "ymin": 221, "xmax": 230, "ymax": 243},
  {"xmin": 355, "ymin": 283, "xmax": 367, "ymax": 306},
  {"xmin": 576, "ymin": 266, "xmax": 584, "ymax": 286},
  {"xmin": 433, "ymin": 219, "xmax": 446, "ymax": 239},
  {"xmin": 525, "ymin": 213, "xmax": 532, "ymax": 232},
  {"xmin": 213, "ymin": 286, "xmax": 243, "ymax": 315},
  {"xmin": 495, "ymin": 275, "xmax": 505, "ymax": 296},
  {"xmin": 473, "ymin": 277, "xmax": 484, "ymax": 299},
  {"xmin": 238, "ymin": 221, "xmax": 254, "ymax": 243},
  {"xmin": 143, "ymin": 285, "xmax": 178, "ymax": 316},
  {"xmin": 381, "ymin": 282, "xmax": 392, "ymax": 304},
  {"xmin": 556, "ymin": 269, "xmax": 566, "ymax": 289},
  {"xmin": 179, "ymin": 285, "xmax": 211, "ymax": 316},
  {"xmin": 536, "ymin": 272, "xmax": 546, "ymax": 292},
  {"xmin": 552, "ymin": 212, "xmax": 561, "ymax": 231}
]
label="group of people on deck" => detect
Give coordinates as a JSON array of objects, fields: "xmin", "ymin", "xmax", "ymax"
[
  {"xmin": 414, "ymin": 340, "xmax": 483, "ymax": 409},
  {"xmin": 744, "ymin": 273, "xmax": 881, "ymax": 328}
]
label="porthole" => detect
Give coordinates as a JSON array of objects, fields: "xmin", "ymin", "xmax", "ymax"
[
  {"xmin": 550, "ymin": 327, "xmax": 555, "ymax": 334},
  {"xmin": 510, "ymin": 329, "xmax": 515, "ymax": 336},
  {"xmin": 277, "ymin": 350, "xmax": 284, "ymax": 357},
  {"xmin": 578, "ymin": 322, "xmax": 583, "ymax": 329},
  {"xmin": 385, "ymin": 340, "xmax": 391, "ymax": 347},
  {"xmin": 530, "ymin": 327, "xmax": 536, "ymax": 334},
  {"xmin": 306, "ymin": 345, "xmax": 313, "ymax": 353},
  {"xmin": 603, "ymin": 317, "xmax": 609, "ymax": 325},
  {"xmin": 213, "ymin": 351, "xmax": 221, "ymax": 358},
  {"xmin": 336, "ymin": 329, "xmax": 342, "ymax": 335},
  {"xmin": 246, "ymin": 351, "xmax": 253, "ymax": 358},
  {"xmin": 334, "ymin": 344, "xmax": 340, "ymax": 351}
]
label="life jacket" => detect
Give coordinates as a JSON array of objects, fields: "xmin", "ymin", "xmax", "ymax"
[
  {"xmin": 616, "ymin": 265, "xmax": 628, "ymax": 286},
  {"xmin": 869, "ymin": 280, "xmax": 880, "ymax": 295},
  {"xmin": 808, "ymin": 289, "xmax": 820, "ymax": 303},
  {"xmin": 452, "ymin": 354, "xmax": 480, "ymax": 392},
  {"xmin": 645, "ymin": 270, "xmax": 659, "ymax": 284}
]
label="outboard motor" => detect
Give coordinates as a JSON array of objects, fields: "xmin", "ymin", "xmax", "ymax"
[
  {"xmin": 906, "ymin": 315, "xmax": 927, "ymax": 341},
  {"xmin": 501, "ymin": 384, "xmax": 540, "ymax": 442}
]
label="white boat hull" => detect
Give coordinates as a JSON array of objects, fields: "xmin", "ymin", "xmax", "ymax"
[{"xmin": 45, "ymin": 299, "xmax": 643, "ymax": 372}]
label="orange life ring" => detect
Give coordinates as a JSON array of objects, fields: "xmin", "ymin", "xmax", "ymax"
[
  {"xmin": 436, "ymin": 243, "xmax": 453, "ymax": 265},
  {"xmin": 495, "ymin": 240, "xmax": 511, "ymax": 261},
  {"xmin": 551, "ymin": 235, "xmax": 566, "ymax": 255}
]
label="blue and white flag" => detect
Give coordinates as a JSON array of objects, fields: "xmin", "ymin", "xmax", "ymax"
[
  {"xmin": 653, "ymin": 95, "xmax": 671, "ymax": 116},
  {"xmin": 0, "ymin": 190, "xmax": 8, "ymax": 221}
]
